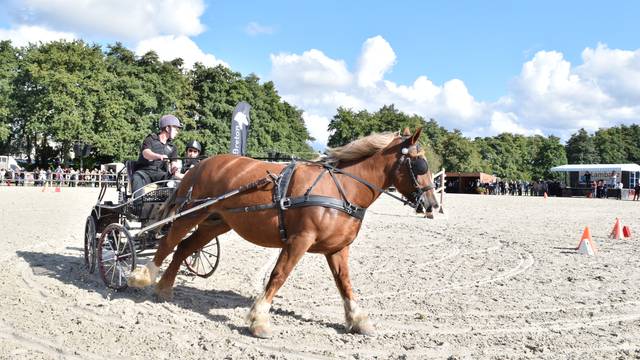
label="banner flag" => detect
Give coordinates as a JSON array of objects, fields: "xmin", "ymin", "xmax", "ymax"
[{"xmin": 230, "ymin": 102, "xmax": 251, "ymax": 155}]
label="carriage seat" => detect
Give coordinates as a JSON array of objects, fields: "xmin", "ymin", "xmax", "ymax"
[{"xmin": 125, "ymin": 160, "xmax": 138, "ymax": 195}]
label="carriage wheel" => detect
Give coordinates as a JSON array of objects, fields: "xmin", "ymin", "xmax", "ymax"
[
  {"xmin": 183, "ymin": 236, "xmax": 220, "ymax": 278},
  {"xmin": 97, "ymin": 223, "xmax": 137, "ymax": 290},
  {"xmin": 83, "ymin": 216, "xmax": 97, "ymax": 273}
]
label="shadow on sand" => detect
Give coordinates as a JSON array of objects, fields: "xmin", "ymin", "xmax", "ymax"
[{"xmin": 16, "ymin": 250, "xmax": 345, "ymax": 334}]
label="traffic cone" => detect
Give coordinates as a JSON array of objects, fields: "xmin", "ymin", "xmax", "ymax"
[
  {"xmin": 576, "ymin": 227, "xmax": 597, "ymax": 255},
  {"xmin": 609, "ymin": 218, "xmax": 622, "ymax": 239},
  {"xmin": 543, "ymin": 192, "xmax": 548, "ymax": 199},
  {"xmin": 54, "ymin": 186, "xmax": 61, "ymax": 193},
  {"xmin": 622, "ymin": 226, "xmax": 632, "ymax": 238}
]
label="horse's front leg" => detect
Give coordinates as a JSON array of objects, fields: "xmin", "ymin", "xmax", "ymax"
[
  {"xmin": 247, "ymin": 234, "xmax": 313, "ymax": 338},
  {"xmin": 155, "ymin": 220, "xmax": 230, "ymax": 301},
  {"xmin": 326, "ymin": 246, "xmax": 375, "ymax": 335},
  {"xmin": 127, "ymin": 213, "xmax": 208, "ymax": 289}
]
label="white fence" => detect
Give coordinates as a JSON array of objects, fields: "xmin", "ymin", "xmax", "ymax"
[{"xmin": 1, "ymin": 171, "xmax": 125, "ymax": 188}]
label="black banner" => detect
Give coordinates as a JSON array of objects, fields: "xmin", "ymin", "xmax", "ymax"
[{"xmin": 230, "ymin": 102, "xmax": 251, "ymax": 155}]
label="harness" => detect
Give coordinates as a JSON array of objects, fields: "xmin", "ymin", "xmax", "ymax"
[
  {"xmin": 227, "ymin": 149, "xmax": 433, "ymax": 242},
  {"xmin": 170, "ymin": 140, "xmax": 434, "ymax": 243},
  {"xmin": 227, "ymin": 161, "xmax": 368, "ymax": 242}
]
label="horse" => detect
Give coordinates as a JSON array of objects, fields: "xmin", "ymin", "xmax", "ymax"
[{"xmin": 128, "ymin": 128, "xmax": 439, "ymax": 338}]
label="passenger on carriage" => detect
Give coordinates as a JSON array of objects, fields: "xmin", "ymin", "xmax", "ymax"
[
  {"xmin": 131, "ymin": 114, "xmax": 182, "ymax": 195},
  {"xmin": 180, "ymin": 140, "xmax": 202, "ymax": 174}
]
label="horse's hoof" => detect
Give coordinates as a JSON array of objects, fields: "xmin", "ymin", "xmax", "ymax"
[
  {"xmin": 128, "ymin": 267, "xmax": 151, "ymax": 288},
  {"xmin": 425, "ymin": 212, "xmax": 434, "ymax": 219},
  {"xmin": 350, "ymin": 320, "xmax": 376, "ymax": 336},
  {"xmin": 250, "ymin": 323, "xmax": 273, "ymax": 339},
  {"xmin": 155, "ymin": 285, "xmax": 173, "ymax": 302}
]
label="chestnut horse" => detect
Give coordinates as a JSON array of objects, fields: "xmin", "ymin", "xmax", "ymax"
[{"xmin": 128, "ymin": 128, "xmax": 438, "ymax": 338}]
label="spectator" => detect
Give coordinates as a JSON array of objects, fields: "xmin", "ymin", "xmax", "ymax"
[{"xmin": 634, "ymin": 182, "xmax": 640, "ymax": 201}]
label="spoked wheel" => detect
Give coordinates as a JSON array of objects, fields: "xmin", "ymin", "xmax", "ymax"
[
  {"xmin": 183, "ymin": 236, "xmax": 220, "ymax": 278},
  {"xmin": 97, "ymin": 223, "xmax": 137, "ymax": 290},
  {"xmin": 83, "ymin": 216, "xmax": 97, "ymax": 273}
]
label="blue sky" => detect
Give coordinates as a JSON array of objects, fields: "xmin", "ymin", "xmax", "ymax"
[{"xmin": 1, "ymin": 0, "xmax": 639, "ymax": 149}]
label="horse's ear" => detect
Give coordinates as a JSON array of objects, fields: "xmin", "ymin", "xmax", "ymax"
[
  {"xmin": 410, "ymin": 127, "xmax": 423, "ymax": 145},
  {"xmin": 402, "ymin": 128, "xmax": 411, "ymax": 137}
]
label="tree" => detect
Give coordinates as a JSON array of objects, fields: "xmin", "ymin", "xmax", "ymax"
[
  {"xmin": 531, "ymin": 135, "xmax": 567, "ymax": 180},
  {"xmin": 0, "ymin": 41, "xmax": 19, "ymax": 149},
  {"xmin": 440, "ymin": 130, "xmax": 485, "ymax": 172},
  {"xmin": 565, "ymin": 128, "xmax": 599, "ymax": 164}
]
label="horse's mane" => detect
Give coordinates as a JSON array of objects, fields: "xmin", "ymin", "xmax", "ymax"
[{"xmin": 326, "ymin": 132, "xmax": 398, "ymax": 162}]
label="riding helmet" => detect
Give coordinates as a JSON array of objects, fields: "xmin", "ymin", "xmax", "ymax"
[
  {"xmin": 159, "ymin": 114, "xmax": 182, "ymax": 129},
  {"xmin": 186, "ymin": 140, "xmax": 202, "ymax": 153}
]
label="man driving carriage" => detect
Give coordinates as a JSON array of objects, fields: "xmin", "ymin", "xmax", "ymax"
[{"xmin": 131, "ymin": 114, "xmax": 182, "ymax": 195}]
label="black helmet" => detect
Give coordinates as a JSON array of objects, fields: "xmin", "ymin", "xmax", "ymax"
[{"xmin": 186, "ymin": 140, "xmax": 202, "ymax": 153}]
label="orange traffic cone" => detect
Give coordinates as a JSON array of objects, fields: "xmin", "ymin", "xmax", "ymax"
[
  {"xmin": 609, "ymin": 218, "xmax": 622, "ymax": 239},
  {"xmin": 577, "ymin": 227, "xmax": 597, "ymax": 255},
  {"xmin": 622, "ymin": 226, "xmax": 632, "ymax": 238}
]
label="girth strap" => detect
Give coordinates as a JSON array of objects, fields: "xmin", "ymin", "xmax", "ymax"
[{"xmin": 273, "ymin": 161, "xmax": 297, "ymax": 242}]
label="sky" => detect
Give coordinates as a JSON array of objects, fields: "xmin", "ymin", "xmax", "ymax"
[{"xmin": 1, "ymin": 0, "xmax": 639, "ymax": 150}]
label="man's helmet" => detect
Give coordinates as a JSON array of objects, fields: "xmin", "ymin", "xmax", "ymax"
[
  {"xmin": 159, "ymin": 114, "xmax": 182, "ymax": 129},
  {"xmin": 186, "ymin": 140, "xmax": 202, "ymax": 153}
]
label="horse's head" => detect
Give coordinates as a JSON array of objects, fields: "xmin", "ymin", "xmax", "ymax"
[{"xmin": 387, "ymin": 128, "xmax": 439, "ymax": 211}]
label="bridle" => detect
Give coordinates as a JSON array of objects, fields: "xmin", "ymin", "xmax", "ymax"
[{"xmin": 393, "ymin": 142, "xmax": 434, "ymax": 210}]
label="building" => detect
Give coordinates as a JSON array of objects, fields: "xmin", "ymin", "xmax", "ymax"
[{"xmin": 445, "ymin": 172, "xmax": 497, "ymax": 193}]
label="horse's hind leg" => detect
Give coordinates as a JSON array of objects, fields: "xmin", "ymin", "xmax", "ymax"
[
  {"xmin": 326, "ymin": 246, "xmax": 375, "ymax": 335},
  {"xmin": 155, "ymin": 219, "xmax": 231, "ymax": 301},
  {"xmin": 128, "ymin": 212, "xmax": 209, "ymax": 288},
  {"xmin": 247, "ymin": 234, "xmax": 314, "ymax": 338}
]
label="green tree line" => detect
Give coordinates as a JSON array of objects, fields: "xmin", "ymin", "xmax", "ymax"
[
  {"xmin": 2, "ymin": 40, "xmax": 638, "ymax": 179},
  {"xmin": 0, "ymin": 40, "xmax": 315, "ymax": 168},
  {"xmin": 328, "ymin": 106, "xmax": 640, "ymax": 181}
]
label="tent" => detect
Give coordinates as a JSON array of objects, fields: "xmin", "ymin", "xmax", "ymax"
[{"xmin": 550, "ymin": 163, "xmax": 640, "ymax": 197}]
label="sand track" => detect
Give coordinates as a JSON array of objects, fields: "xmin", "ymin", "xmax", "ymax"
[{"xmin": 1, "ymin": 187, "xmax": 639, "ymax": 359}]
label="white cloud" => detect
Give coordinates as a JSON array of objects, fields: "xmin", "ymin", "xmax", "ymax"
[
  {"xmin": 4, "ymin": 0, "xmax": 206, "ymax": 40},
  {"xmin": 270, "ymin": 49, "xmax": 352, "ymax": 93},
  {"xmin": 356, "ymin": 35, "xmax": 396, "ymax": 88},
  {"xmin": 577, "ymin": 43, "xmax": 640, "ymax": 103},
  {"xmin": 503, "ymin": 46, "xmax": 640, "ymax": 137},
  {"xmin": 0, "ymin": 25, "xmax": 76, "ymax": 46},
  {"xmin": 489, "ymin": 111, "xmax": 542, "ymax": 135},
  {"xmin": 245, "ymin": 22, "xmax": 275, "ymax": 36},
  {"xmin": 270, "ymin": 36, "xmax": 487, "ymax": 148},
  {"xmin": 135, "ymin": 35, "xmax": 227, "ymax": 69},
  {"xmin": 302, "ymin": 113, "xmax": 331, "ymax": 148}
]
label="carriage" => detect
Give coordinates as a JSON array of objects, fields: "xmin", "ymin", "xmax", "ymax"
[{"xmin": 83, "ymin": 161, "xmax": 221, "ymax": 290}]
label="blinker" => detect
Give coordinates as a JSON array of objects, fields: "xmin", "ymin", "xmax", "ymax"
[{"xmin": 411, "ymin": 158, "xmax": 428, "ymax": 175}]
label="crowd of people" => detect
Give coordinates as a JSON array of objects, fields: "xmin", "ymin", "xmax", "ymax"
[
  {"xmin": 447, "ymin": 179, "xmax": 558, "ymax": 197},
  {"xmin": 0, "ymin": 165, "xmax": 118, "ymax": 187}
]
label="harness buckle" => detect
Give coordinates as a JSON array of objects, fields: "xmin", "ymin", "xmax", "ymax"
[
  {"xmin": 345, "ymin": 202, "xmax": 358, "ymax": 214},
  {"xmin": 280, "ymin": 198, "xmax": 291, "ymax": 210}
]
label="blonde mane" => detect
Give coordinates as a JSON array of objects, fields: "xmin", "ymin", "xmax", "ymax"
[{"xmin": 326, "ymin": 132, "xmax": 398, "ymax": 162}]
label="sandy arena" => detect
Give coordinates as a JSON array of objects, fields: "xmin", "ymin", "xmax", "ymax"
[{"xmin": 1, "ymin": 186, "xmax": 639, "ymax": 359}]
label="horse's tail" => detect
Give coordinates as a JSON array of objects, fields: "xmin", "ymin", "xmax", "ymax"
[
  {"xmin": 158, "ymin": 187, "xmax": 180, "ymax": 220},
  {"xmin": 157, "ymin": 167, "xmax": 198, "ymax": 222}
]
